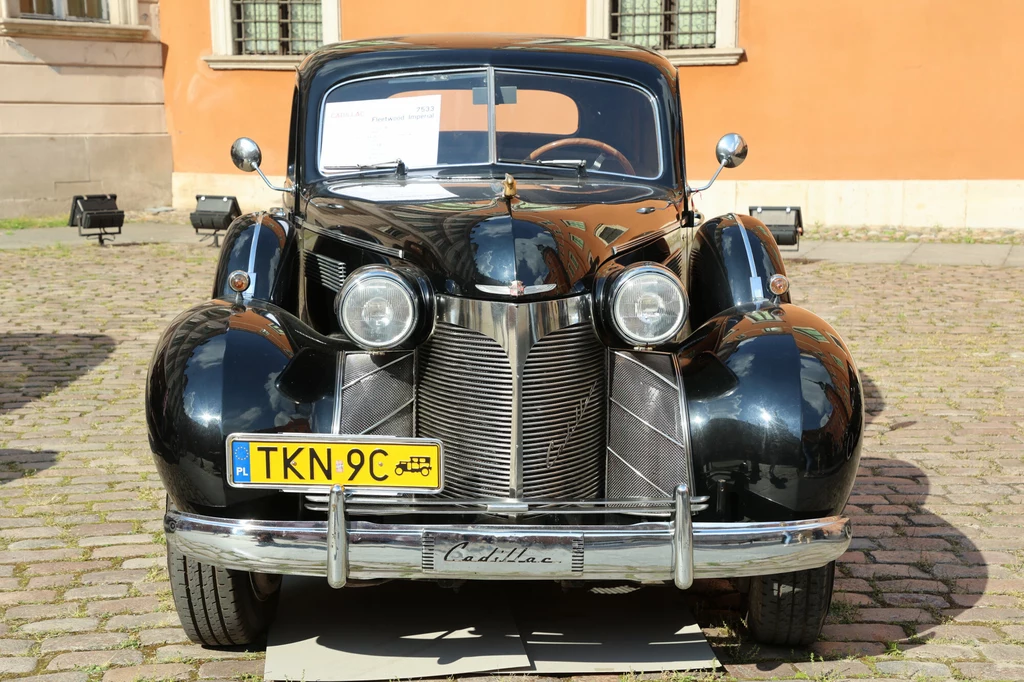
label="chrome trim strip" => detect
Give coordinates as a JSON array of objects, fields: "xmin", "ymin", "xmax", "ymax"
[
  {"xmin": 732, "ymin": 212, "xmax": 764, "ymax": 301},
  {"xmin": 609, "ymin": 398, "xmax": 685, "ymax": 448},
  {"xmin": 331, "ymin": 351, "xmax": 344, "ymax": 435},
  {"xmin": 607, "ymin": 447, "xmax": 669, "ymax": 497},
  {"xmin": 243, "ymin": 213, "xmax": 262, "ymax": 300},
  {"xmin": 358, "ymin": 398, "xmax": 415, "ymax": 435},
  {"xmin": 486, "ymin": 65, "xmax": 497, "ymax": 165},
  {"xmin": 327, "ymin": 485, "xmax": 347, "ymax": 588},
  {"xmin": 340, "ymin": 351, "xmax": 410, "ymax": 390},
  {"xmin": 300, "ymin": 219, "xmax": 405, "ymax": 259},
  {"xmin": 610, "ymin": 223, "xmax": 678, "ymax": 256},
  {"xmin": 612, "ymin": 350, "xmax": 677, "ymax": 389},
  {"xmin": 165, "ymin": 509, "xmax": 851, "ymax": 583}
]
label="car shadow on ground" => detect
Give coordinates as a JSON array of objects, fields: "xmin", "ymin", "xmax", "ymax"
[
  {"xmin": 692, "ymin": 371, "xmax": 988, "ymax": 675},
  {"xmin": 0, "ymin": 332, "xmax": 115, "ymax": 482},
  {"xmin": 0, "ymin": 332, "xmax": 116, "ymax": 415}
]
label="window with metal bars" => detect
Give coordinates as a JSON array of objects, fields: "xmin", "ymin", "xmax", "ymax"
[
  {"xmin": 19, "ymin": 0, "xmax": 106, "ymax": 21},
  {"xmin": 611, "ymin": 0, "xmax": 717, "ymax": 50},
  {"xmin": 232, "ymin": 0, "xmax": 322, "ymax": 56}
]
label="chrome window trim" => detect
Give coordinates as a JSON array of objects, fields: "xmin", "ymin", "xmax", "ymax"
[
  {"xmin": 314, "ymin": 67, "xmax": 667, "ymax": 182},
  {"xmin": 299, "ymin": 217, "xmax": 405, "ymax": 259}
]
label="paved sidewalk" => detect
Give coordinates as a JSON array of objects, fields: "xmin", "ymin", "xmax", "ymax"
[{"xmin": 3, "ymin": 224, "xmax": 1024, "ymax": 266}]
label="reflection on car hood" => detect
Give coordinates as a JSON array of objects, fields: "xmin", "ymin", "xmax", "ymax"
[{"xmin": 302, "ymin": 178, "xmax": 682, "ymax": 299}]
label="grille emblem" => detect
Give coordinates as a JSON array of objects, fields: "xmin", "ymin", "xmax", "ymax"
[
  {"xmin": 545, "ymin": 378, "xmax": 600, "ymax": 469},
  {"xmin": 509, "ymin": 280, "xmax": 526, "ymax": 296}
]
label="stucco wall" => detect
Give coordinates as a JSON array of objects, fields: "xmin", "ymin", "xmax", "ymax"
[
  {"xmin": 0, "ymin": 0, "xmax": 172, "ymax": 218},
  {"xmin": 159, "ymin": 0, "xmax": 1024, "ymax": 227}
]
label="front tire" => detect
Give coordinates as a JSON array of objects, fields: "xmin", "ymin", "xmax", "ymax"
[
  {"xmin": 167, "ymin": 543, "xmax": 281, "ymax": 646},
  {"xmin": 746, "ymin": 562, "xmax": 835, "ymax": 647}
]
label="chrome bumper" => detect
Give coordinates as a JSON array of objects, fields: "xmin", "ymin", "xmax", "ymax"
[{"xmin": 165, "ymin": 485, "xmax": 851, "ymax": 590}]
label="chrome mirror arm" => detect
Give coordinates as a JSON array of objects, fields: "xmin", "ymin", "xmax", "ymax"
[
  {"xmin": 686, "ymin": 160, "xmax": 726, "ymax": 195},
  {"xmin": 253, "ymin": 165, "xmax": 295, "ymax": 194}
]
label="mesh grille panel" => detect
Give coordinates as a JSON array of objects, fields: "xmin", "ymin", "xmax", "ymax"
[
  {"xmin": 522, "ymin": 324, "xmax": 606, "ymax": 499},
  {"xmin": 339, "ymin": 353, "xmax": 414, "ymax": 435},
  {"xmin": 606, "ymin": 352, "xmax": 690, "ymax": 499},
  {"xmin": 417, "ymin": 323, "xmax": 513, "ymax": 498}
]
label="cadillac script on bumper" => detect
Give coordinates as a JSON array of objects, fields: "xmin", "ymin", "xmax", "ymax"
[{"xmin": 424, "ymin": 532, "xmax": 584, "ymax": 575}]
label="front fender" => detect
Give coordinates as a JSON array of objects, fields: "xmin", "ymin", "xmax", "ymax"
[
  {"xmin": 688, "ymin": 213, "xmax": 791, "ymax": 329},
  {"xmin": 678, "ymin": 303, "xmax": 863, "ymax": 521},
  {"xmin": 146, "ymin": 299, "xmax": 339, "ymax": 518},
  {"xmin": 213, "ymin": 211, "xmax": 297, "ymax": 307}
]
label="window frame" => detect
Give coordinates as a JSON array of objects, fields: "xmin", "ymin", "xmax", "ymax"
[
  {"xmin": 586, "ymin": 0, "xmax": 743, "ymax": 66},
  {"xmin": 0, "ymin": 0, "xmax": 146, "ymax": 40},
  {"xmin": 206, "ymin": 0, "xmax": 340, "ymax": 71},
  {"xmin": 19, "ymin": 0, "xmax": 108, "ymax": 22}
]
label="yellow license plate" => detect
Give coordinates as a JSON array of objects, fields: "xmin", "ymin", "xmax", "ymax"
[{"xmin": 226, "ymin": 433, "xmax": 442, "ymax": 492}]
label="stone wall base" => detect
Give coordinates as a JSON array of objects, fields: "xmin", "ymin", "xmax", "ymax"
[{"xmin": 0, "ymin": 134, "xmax": 172, "ymax": 219}]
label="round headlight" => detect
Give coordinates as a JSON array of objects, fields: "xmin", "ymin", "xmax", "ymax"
[
  {"xmin": 609, "ymin": 265, "xmax": 687, "ymax": 345},
  {"xmin": 336, "ymin": 267, "xmax": 418, "ymax": 350}
]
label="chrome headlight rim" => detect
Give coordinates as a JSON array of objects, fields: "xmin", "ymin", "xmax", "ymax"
[
  {"xmin": 608, "ymin": 263, "xmax": 688, "ymax": 346},
  {"xmin": 335, "ymin": 265, "xmax": 420, "ymax": 350}
]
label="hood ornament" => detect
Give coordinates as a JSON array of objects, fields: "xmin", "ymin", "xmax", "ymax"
[{"xmin": 501, "ymin": 173, "xmax": 517, "ymax": 199}]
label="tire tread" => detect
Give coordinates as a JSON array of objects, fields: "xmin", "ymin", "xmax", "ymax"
[{"xmin": 748, "ymin": 562, "xmax": 835, "ymax": 647}]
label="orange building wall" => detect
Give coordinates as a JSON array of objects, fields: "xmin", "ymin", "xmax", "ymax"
[{"xmin": 160, "ymin": 0, "xmax": 1024, "ymax": 180}]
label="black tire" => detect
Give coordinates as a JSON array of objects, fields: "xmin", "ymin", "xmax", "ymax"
[
  {"xmin": 167, "ymin": 543, "xmax": 281, "ymax": 646},
  {"xmin": 746, "ymin": 561, "xmax": 835, "ymax": 647}
]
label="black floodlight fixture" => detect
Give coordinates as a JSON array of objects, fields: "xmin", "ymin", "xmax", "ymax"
[
  {"xmin": 749, "ymin": 205, "xmax": 803, "ymax": 248},
  {"xmin": 190, "ymin": 195, "xmax": 241, "ymax": 247},
  {"xmin": 68, "ymin": 194, "xmax": 124, "ymax": 246}
]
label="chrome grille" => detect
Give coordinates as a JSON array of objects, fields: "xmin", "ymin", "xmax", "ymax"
[
  {"xmin": 417, "ymin": 323, "xmax": 513, "ymax": 499},
  {"xmin": 521, "ymin": 324, "xmax": 606, "ymax": 499},
  {"xmin": 303, "ymin": 250, "xmax": 347, "ymax": 292}
]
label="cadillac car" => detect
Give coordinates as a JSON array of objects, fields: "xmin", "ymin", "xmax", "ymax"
[{"xmin": 148, "ymin": 34, "xmax": 863, "ymax": 648}]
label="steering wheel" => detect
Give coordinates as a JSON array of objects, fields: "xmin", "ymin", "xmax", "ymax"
[{"xmin": 527, "ymin": 137, "xmax": 636, "ymax": 175}]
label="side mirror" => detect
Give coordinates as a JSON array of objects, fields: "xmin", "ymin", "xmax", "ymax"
[
  {"xmin": 230, "ymin": 137, "xmax": 263, "ymax": 173},
  {"xmin": 715, "ymin": 133, "xmax": 748, "ymax": 169},
  {"xmin": 688, "ymin": 132, "xmax": 749, "ymax": 194},
  {"xmin": 230, "ymin": 137, "xmax": 293, "ymax": 194}
]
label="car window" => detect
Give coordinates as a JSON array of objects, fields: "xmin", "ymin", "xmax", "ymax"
[{"xmin": 318, "ymin": 68, "xmax": 662, "ymax": 179}]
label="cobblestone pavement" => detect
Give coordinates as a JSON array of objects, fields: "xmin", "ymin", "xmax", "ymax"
[{"xmin": 0, "ymin": 243, "xmax": 1022, "ymax": 682}]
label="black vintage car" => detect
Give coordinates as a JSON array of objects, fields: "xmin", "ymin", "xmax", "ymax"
[{"xmin": 149, "ymin": 35, "xmax": 862, "ymax": 648}]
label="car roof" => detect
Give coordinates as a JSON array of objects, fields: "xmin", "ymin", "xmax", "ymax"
[{"xmin": 297, "ymin": 33, "xmax": 677, "ymax": 81}]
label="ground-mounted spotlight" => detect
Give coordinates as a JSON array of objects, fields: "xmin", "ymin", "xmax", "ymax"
[
  {"xmin": 68, "ymin": 194, "xmax": 124, "ymax": 246},
  {"xmin": 190, "ymin": 195, "xmax": 240, "ymax": 247},
  {"xmin": 749, "ymin": 206, "xmax": 803, "ymax": 249}
]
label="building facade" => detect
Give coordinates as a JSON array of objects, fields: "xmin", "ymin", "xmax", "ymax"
[
  {"xmin": 0, "ymin": 0, "xmax": 171, "ymax": 218},
  {"xmin": 7, "ymin": 1, "xmax": 1024, "ymax": 228}
]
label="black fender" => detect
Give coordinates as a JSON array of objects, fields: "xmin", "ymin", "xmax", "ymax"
[
  {"xmin": 146, "ymin": 299, "xmax": 341, "ymax": 518},
  {"xmin": 678, "ymin": 302, "xmax": 863, "ymax": 521},
  {"xmin": 688, "ymin": 214, "xmax": 791, "ymax": 329},
  {"xmin": 213, "ymin": 211, "xmax": 298, "ymax": 308}
]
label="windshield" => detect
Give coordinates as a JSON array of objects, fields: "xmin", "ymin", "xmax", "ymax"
[{"xmin": 318, "ymin": 68, "xmax": 663, "ymax": 180}]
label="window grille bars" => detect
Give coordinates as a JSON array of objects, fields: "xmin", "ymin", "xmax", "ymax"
[
  {"xmin": 611, "ymin": 0, "xmax": 717, "ymax": 51},
  {"xmin": 232, "ymin": 0, "xmax": 323, "ymax": 56}
]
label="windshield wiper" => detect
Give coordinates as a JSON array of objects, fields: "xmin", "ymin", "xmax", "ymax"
[
  {"xmin": 323, "ymin": 159, "xmax": 407, "ymax": 177},
  {"xmin": 498, "ymin": 158, "xmax": 587, "ymax": 178}
]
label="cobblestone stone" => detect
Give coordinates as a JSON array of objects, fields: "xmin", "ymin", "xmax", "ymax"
[
  {"xmin": 0, "ymin": 244, "xmax": 1023, "ymax": 682},
  {"xmin": 45, "ymin": 651, "xmax": 143, "ymax": 671}
]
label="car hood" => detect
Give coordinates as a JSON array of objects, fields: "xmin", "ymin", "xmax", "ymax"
[{"xmin": 301, "ymin": 177, "xmax": 682, "ymax": 299}]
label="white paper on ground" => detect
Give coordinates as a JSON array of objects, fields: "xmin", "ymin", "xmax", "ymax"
[
  {"xmin": 320, "ymin": 95, "xmax": 442, "ymax": 172},
  {"xmin": 265, "ymin": 580, "xmax": 718, "ymax": 681},
  {"xmin": 264, "ymin": 577, "xmax": 532, "ymax": 682},
  {"xmin": 513, "ymin": 585, "xmax": 719, "ymax": 674}
]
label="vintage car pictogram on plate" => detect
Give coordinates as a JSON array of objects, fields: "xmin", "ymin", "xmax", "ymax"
[{"xmin": 148, "ymin": 34, "xmax": 863, "ymax": 650}]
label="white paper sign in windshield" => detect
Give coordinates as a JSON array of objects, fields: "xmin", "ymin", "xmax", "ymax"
[{"xmin": 320, "ymin": 95, "xmax": 442, "ymax": 172}]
